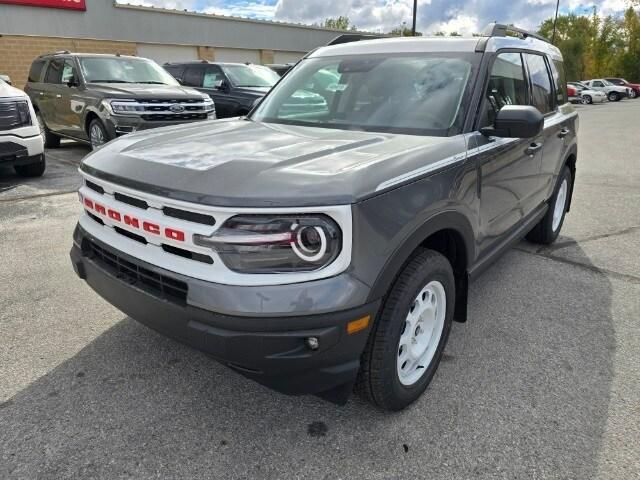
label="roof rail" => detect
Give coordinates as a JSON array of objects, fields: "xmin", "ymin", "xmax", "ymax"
[
  {"xmin": 326, "ymin": 33, "xmax": 384, "ymax": 46},
  {"xmin": 39, "ymin": 50, "xmax": 70, "ymax": 58},
  {"xmin": 482, "ymin": 23, "xmax": 550, "ymax": 44}
]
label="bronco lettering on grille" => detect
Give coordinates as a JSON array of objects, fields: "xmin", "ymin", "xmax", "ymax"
[{"xmin": 82, "ymin": 196, "xmax": 186, "ymax": 242}]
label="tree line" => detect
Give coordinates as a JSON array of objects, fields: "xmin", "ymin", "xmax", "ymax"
[{"xmin": 320, "ymin": 7, "xmax": 640, "ymax": 82}]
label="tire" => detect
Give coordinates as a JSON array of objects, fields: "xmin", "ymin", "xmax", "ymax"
[
  {"xmin": 630, "ymin": 90, "xmax": 637, "ymax": 99},
  {"xmin": 356, "ymin": 249, "xmax": 455, "ymax": 411},
  {"xmin": 608, "ymin": 92, "xmax": 620, "ymax": 102},
  {"xmin": 36, "ymin": 111, "xmax": 60, "ymax": 148},
  {"xmin": 583, "ymin": 95, "xmax": 592, "ymax": 104},
  {"xmin": 526, "ymin": 166, "xmax": 572, "ymax": 245},
  {"xmin": 14, "ymin": 153, "xmax": 46, "ymax": 178},
  {"xmin": 88, "ymin": 118, "xmax": 112, "ymax": 150}
]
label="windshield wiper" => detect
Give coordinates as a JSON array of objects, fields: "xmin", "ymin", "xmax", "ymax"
[
  {"xmin": 90, "ymin": 80, "xmax": 132, "ymax": 83},
  {"xmin": 136, "ymin": 81, "xmax": 167, "ymax": 85}
]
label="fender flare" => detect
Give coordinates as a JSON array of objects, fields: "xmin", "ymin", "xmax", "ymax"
[{"xmin": 367, "ymin": 210, "xmax": 476, "ymax": 322}]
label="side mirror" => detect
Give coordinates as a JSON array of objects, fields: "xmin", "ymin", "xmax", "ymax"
[
  {"xmin": 67, "ymin": 77, "xmax": 79, "ymax": 88},
  {"xmin": 480, "ymin": 105, "xmax": 543, "ymax": 138},
  {"xmin": 214, "ymin": 79, "xmax": 226, "ymax": 90}
]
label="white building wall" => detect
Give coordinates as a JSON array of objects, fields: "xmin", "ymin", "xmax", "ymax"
[
  {"xmin": 273, "ymin": 51, "xmax": 304, "ymax": 64},
  {"xmin": 215, "ymin": 48, "xmax": 261, "ymax": 64},
  {"xmin": 137, "ymin": 44, "xmax": 199, "ymax": 64}
]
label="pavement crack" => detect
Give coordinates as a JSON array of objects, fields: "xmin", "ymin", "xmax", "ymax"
[
  {"xmin": 537, "ymin": 226, "xmax": 640, "ymax": 254},
  {"xmin": 515, "ymin": 247, "xmax": 640, "ymax": 285},
  {"xmin": 0, "ymin": 190, "xmax": 78, "ymax": 203}
]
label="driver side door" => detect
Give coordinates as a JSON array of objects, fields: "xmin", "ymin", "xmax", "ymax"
[{"xmin": 473, "ymin": 51, "xmax": 544, "ymax": 254}]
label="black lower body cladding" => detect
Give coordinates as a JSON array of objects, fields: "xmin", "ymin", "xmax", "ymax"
[{"xmin": 70, "ymin": 224, "xmax": 380, "ymax": 402}]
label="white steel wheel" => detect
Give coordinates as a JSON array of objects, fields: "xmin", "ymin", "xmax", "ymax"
[
  {"xmin": 552, "ymin": 178, "xmax": 568, "ymax": 232},
  {"xmin": 397, "ymin": 280, "xmax": 446, "ymax": 386}
]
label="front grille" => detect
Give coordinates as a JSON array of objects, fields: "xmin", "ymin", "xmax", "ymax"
[
  {"xmin": 0, "ymin": 100, "xmax": 31, "ymax": 131},
  {"xmin": 163, "ymin": 206, "xmax": 215, "ymax": 226},
  {"xmin": 83, "ymin": 238, "xmax": 188, "ymax": 305},
  {"xmin": 141, "ymin": 113, "xmax": 208, "ymax": 122},
  {"xmin": 114, "ymin": 192, "xmax": 148, "ymax": 210}
]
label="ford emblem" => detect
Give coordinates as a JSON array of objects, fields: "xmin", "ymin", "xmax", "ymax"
[{"xmin": 169, "ymin": 104, "xmax": 186, "ymax": 113}]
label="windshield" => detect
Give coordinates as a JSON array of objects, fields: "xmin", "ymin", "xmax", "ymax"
[
  {"xmin": 222, "ymin": 64, "xmax": 280, "ymax": 88},
  {"xmin": 79, "ymin": 57, "xmax": 179, "ymax": 85},
  {"xmin": 250, "ymin": 53, "xmax": 474, "ymax": 136},
  {"xmin": 602, "ymin": 80, "xmax": 614, "ymax": 86}
]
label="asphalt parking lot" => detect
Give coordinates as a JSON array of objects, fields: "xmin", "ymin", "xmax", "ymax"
[{"xmin": 1, "ymin": 101, "xmax": 639, "ymax": 479}]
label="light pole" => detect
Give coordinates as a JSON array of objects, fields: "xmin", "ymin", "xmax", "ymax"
[
  {"xmin": 411, "ymin": 0, "xmax": 418, "ymax": 36},
  {"xmin": 552, "ymin": 0, "xmax": 560, "ymax": 44}
]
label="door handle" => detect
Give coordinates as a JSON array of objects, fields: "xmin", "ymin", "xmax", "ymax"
[
  {"xmin": 55, "ymin": 94, "xmax": 62, "ymax": 98},
  {"xmin": 558, "ymin": 128, "xmax": 570, "ymax": 138},
  {"xmin": 39, "ymin": 92, "xmax": 44, "ymax": 96},
  {"xmin": 525, "ymin": 142, "xmax": 543, "ymax": 156}
]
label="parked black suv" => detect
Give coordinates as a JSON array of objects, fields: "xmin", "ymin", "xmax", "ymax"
[
  {"xmin": 25, "ymin": 53, "xmax": 216, "ymax": 149},
  {"xmin": 163, "ymin": 61, "xmax": 280, "ymax": 118},
  {"xmin": 71, "ymin": 24, "xmax": 578, "ymax": 410}
]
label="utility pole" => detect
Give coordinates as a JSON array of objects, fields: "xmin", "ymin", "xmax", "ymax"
[
  {"xmin": 552, "ymin": 0, "xmax": 560, "ymax": 44},
  {"xmin": 411, "ymin": 0, "xmax": 417, "ymax": 36}
]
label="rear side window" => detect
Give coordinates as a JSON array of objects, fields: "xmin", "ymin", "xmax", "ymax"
[
  {"xmin": 44, "ymin": 59, "xmax": 64, "ymax": 84},
  {"xmin": 524, "ymin": 53, "xmax": 554, "ymax": 114},
  {"xmin": 550, "ymin": 60, "xmax": 568, "ymax": 106},
  {"xmin": 164, "ymin": 65, "xmax": 184, "ymax": 81},
  {"xmin": 183, "ymin": 67, "xmax": 202, "ymax": 87},
  {"xmin": 484, "ymin": 52, "xmax": 528, "ymax": 125},
  {"xmin": 28, "ymin": 60, "xmax": 46, "ymax": 83}
]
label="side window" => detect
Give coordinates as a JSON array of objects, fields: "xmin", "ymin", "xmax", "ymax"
[
  {"xmin": 61, "ymin": 60, "xmax": 77, "ymax": 85},
  {"xmin": 164, "ymin": 65, "xmax": 184, "ymax": 82},
  {"xmin": 592, "ymin": 81, "xmax": 604, "ymax": 87},
  {"xmin": 550, "ymin": 60, "xmax": 567, "ymax": 105},
  {"xmin": 524, "ymin": 53, "xmax": 554, "ymax": 114},
  {"xmin": 44, "ymin": 59, "xmax": 64, "ymax": 84},
  {"xmin": 28, "ymin": 60, "xmax": 46, "ymax": 83},
  {"xmin": 202, "ymin": 66, "xmax": 224, "ymax": 88},
  {"xmin": 484, "ymin": 52, "xmax": 527, "ymax": 125},
  {"xmin": 182, "ymin": 67, "xmax": 202, "ymax": 87}
]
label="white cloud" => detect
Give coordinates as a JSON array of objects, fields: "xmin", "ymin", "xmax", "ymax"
[{"xmin": 119, "ymin": 0, "xmax": 635, "ymax": 34}]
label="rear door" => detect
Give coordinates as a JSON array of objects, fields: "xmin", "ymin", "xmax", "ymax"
[
  {"xmin": 536, "ymin": 56, "xmax": 573, "ymax": 200},
  {"xmin": 474, "ymin": 51, "xmax": 544, "ymax": 253},
  {"xmin": 40, "ymin": 58, "xmax": 65, "ymax": 132},
  {"xmin": 57, "ymin": 58, "xmax": 86, "ymax": 139}
]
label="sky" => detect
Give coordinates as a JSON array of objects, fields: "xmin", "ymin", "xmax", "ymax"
[{"xmin": 118, "ymin": 0, "xmax": 636, "ymax": 34}]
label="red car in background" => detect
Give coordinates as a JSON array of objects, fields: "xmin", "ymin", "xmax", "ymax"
[{"xmin": 605, "ymin": 78, "xmax": 640, "ymax": 99}]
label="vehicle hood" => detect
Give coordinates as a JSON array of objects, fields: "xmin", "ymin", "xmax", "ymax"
[
  {"xmin": 0, "ymin": 80, "xmax": 28, "ymax": 100},
  {"xmin": 87, "ymin": 83, "xmax": 206, "ymax": 99},
  {"xmin": 80, "ymin": 119, "xmax": 467, "ymax": 208}
]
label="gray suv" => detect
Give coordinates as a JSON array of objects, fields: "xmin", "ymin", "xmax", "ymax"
[
  {"xmin": 70, "ymin": 24, "xmax": 578, "ymax": 410},
  {"xmin": 25, "ymin": 53, "xmax": 215, "ymax": 149}
]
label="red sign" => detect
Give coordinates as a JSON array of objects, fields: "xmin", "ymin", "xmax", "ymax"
[{"xmin": 0, "ymin": 0, "xmax": 86, "ymax": 10}]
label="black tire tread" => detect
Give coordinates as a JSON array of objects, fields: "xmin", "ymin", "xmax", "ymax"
[
  {"xmin": 355, "ymin": 248, "xmax": 454, "ymax": 410},
  {"xmin": 526, "ymin": 166, "xmax": 572, "ymax": 245}
]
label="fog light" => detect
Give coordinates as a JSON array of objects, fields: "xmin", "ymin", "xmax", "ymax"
[{"xmin": 305, "ymin": 337, "xmax": 320, "ymax": 350}]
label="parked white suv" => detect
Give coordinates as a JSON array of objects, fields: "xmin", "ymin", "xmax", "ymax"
[
  {"xmin": 567, "ymin": 82, "xmax": 606, "ymax": 104},
  {"xmin": 0, "ymin": 79, "xmax": 45, "ymax": 177},
  {"xmin": 583, "ymin": 79, "xmax": 630, "ymax": 102}
]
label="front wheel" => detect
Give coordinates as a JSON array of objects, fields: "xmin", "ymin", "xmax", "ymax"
[
  {"xmin": 356, "ymin": 249, "xmax": 455, "ymax": 411},
  {"xmin": 583, "ymin": 95, "xmax": 592, "ymax": 104},
  {"xmin": 630, "ymin": 90, "xmax": 637, "ymax": 99},
  {"xmin": 608, "ymin": 92, "xmax": 620, "ymax": 102},
  {"xmin": 89, "ymin": 119, "xmax": 112, "ymax": 150},
  {"xmin": 526, "ymin": 166, "xmax": 572, "ymax": 245}
]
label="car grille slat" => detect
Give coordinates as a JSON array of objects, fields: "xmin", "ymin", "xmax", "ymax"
[{"xmin": 83, "ymin": 239, "xmax": 188, "ymax": 305}]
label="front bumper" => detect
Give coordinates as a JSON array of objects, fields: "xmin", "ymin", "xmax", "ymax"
[
  {"xmin": 0, "ymin": 134, "xmax": 44, "ymax": 167},
  {"xmin": 105, "ymin": 114, "xmax": 216, "ymax": 137},
  {"xmin": 70, "ymin": 224, "xmax": 379, "ymax": 401}
]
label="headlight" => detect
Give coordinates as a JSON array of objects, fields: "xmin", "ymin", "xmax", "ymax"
[
  {"xmin": 101, "ymin": 99, "xmax": 145, "ymax": 115},
  {"xmin": 193, "ymin": 214, "xmax": 342, "ymax": 273},
  {"xmin": 203, "ymin": 96, "xmax": 215, "ymax": 112},
  {"xmin": 15, "ymin": 101, "xmax": 31, "ymax": 126}
]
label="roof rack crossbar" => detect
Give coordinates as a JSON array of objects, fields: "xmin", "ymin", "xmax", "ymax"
[
  {"xmin": 483, "ymin": 23, "xmax": 550, "ymax": 44},
  {"xmin": 326, "ymin": 34, "xmax": 385, "ymax": 46}
]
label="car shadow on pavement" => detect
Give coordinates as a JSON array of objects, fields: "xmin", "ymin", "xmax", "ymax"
[{"xmin": 0, "ymin": 242, "xmax": 615, "ymax": 479}]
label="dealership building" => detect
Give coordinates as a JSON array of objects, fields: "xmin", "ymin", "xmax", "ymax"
[{"xmin": 0, "ymin": 0, "xmax": 346, "ymax": 88}]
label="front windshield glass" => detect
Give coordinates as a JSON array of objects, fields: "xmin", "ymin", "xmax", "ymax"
[
  {"xmin": 79, "ymin": 57, "xmax": 179, "ymax": 85},
  {"xmin": 251, "ymin": 53, "xmax": 474, "ymax": 136},
  {"xmin": 223, "ymin": 64, "xmax": 280, "ymax": 87}
]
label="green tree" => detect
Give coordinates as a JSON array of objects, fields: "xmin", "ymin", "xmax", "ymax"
[
  {"xmin": 617, "ymin": 8, "xmax": 640, "ymax": 81},
  {"xmin": 322, "ymin": 16, "xmax": 357, "ymax": 31},
  {"xmin": 389, "ymin": 26, "xmax": 423, "ymax": 36}
]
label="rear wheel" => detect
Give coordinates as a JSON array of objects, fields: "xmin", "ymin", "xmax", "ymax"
[
  {"xmin": 356, "ymin": 249, "xmax": 455, "ymax": 411},
  {"xmin": 14, "ymin": 154, "xmax": 46, "ymax": 177},
  {"xmin": 630, "ymin": 90, "xmax": 637, "ymax": 99},
  {"xmin": 608, "ymin": 91, "xmax": 620, "ymax": 102},
  {"xmin": 36, "ymin": 111, "xmax": 60, "ymax": 148},
  {"xmin": 526, "ymin": 166, "xmax": 572, "ymax": 245},
  {"xmin": 89, "ymin": 118, "xmax": 111, "ymax": 150},
  {"xmin": 583, "ymin": 95, "xmax": 592, "ymax": 104}
]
